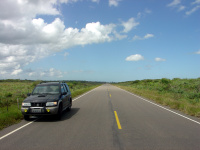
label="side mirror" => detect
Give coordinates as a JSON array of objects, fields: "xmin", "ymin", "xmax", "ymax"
[
  {"xmin": 62, "ymin": 92, "xmax": 67, "ymax": 95},
  {"xmin": 27, "ymin": 93, "xmax": 31, "ymax": 96}
]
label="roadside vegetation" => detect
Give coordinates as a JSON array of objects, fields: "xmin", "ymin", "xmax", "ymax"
[
  {"xmin": 114, "ymin": 78, "xmax": 200, "ymax": 117},
  {"xmin": 0, "ymin": 79, "xmax": 102, "ymax": 130}
]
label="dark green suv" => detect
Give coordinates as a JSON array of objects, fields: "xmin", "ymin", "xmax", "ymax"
[{"xmin": 21, "ymin": 82, "xmax": 72, "ymax": 120}]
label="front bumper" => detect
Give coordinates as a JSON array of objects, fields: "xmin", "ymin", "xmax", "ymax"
[{"xmin": 21, "ymin": 106, "xmax": 59, "ymax": 115}]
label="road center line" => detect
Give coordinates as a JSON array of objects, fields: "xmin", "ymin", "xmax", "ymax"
[
  {"xmin": 116, "ymin": 86, "xmax": 200, "ymax": 125},
  {"xmin": 114, "ymin": 111, "xmax": 122, "ymax": 129}
]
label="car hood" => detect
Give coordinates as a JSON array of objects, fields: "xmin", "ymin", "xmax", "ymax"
[{"xmin": 23, "ymin": 94, "xmax": 60, "ymax": 103}]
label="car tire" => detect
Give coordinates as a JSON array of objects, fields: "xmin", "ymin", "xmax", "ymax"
[{"xmin": 24, "ymin": 115, "xmax": 29, "ymax": 121}]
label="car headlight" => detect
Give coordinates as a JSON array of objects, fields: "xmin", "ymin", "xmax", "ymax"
[
  {"xmin": 46, "ymin": 102, "xmax": 57, "ymax": 106},
  {"xmin": 22, "ymin": 102, "xmax": 31, "ymax": 106}
]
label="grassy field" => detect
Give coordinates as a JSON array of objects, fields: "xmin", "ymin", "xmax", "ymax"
[
  {"xmin": 0, "ymin": 79, "xmax": 102, "ymax": 130},
  {"xmin": 114, "ymin": 78, "xmax": 200, "ymax": 117}
]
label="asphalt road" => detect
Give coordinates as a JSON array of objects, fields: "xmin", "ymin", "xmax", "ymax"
[{"xmin": 0, "ymin": 84, "xmax": 200, "ymax": 150}]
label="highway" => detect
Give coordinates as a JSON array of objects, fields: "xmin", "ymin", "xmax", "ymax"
[{"xmin": 0, "ymin": 84, "xmax": 200, "ymax": 150}]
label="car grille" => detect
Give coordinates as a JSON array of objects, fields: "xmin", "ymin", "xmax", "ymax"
[{"xmin": 31, "ymin": 103, "xmax": 46, "ymax": 107}]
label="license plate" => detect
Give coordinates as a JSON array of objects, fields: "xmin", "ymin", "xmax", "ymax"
[{"xmin": 31, "ymin": 109, "xmax": 41, "ymax": 113}]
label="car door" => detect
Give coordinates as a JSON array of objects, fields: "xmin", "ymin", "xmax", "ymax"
[
  {"xmin": 64, "ymin": 84, "xmax": 70, "ymax": 107},
  {"xmin": 61, "ymin": 84, "xmax": 67, "ymax": 109}
]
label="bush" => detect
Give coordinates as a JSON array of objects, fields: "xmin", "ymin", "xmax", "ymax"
[
  {"xmin": 161, "ymin": 78, "xmax": 171, "ymax": 84},
  {"xmin": 188, "ymin": 99, "xmax": 199, "ymax": 105},
  {"xmin": 195, "ymin": 84, "xmax": 200, "ymax": 93},
  {"xmin": 187, "ymin": 93, "xmax": 200, "ymax": 99},
  {"xmin": 132, "ymin": 80, "xmax": 140, "ymax": 84},
  {"xmin": 143, "ymin": 79, "xmax": 153, "ymax": 83},
  {"xmin": 5, "ymin": 93, "xmax": 12, "ymax": 98},
  {"xmin": 31, "ymin": 80, "xmax": 41, "ymax": 87}
]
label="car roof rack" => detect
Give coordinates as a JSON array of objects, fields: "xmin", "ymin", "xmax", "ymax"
[{"xmin": 40, "ymin": 81, "xmax": 66, "ymax": 84}]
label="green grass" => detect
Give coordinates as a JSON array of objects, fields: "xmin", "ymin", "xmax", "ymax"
[
  {"xmin": 113, "ymin": 78, "xmax": 200, "ymax": 117},
  {"xmin": 71, "ymin": 85, "xmax": 99, "ymax": 98},
  {"xmin": 0, "ymin": 105, "xmax": 23, "ymax": 130},
  {"xmin": 0, "ymin": 80, "xmax": 102, "ymax": 130}
]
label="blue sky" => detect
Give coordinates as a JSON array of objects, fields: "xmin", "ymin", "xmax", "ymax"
[{"xmin": 0, "ymin": 0, "xmax": 199, "ymax": 82}]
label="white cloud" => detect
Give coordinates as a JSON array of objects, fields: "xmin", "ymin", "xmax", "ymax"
[
  {"xmin": 121, "ymin": 18, "xmax": 139, "ymax": 33},
  {"xmin": 0, "ymin": 19, "xmax": 119, "ymax": 76},
  {"xmin": 59, "ymin": 0, "xmax": 79, "ymax": 4},
  {"xmin": 192, "ymin": 0, "xmax": 200, "ymax": 5},
  {"xmin": 167, "ymin": 0, "xmax": 181, "ymax": 7},
  {"xmin": 29, "ymin": 68, "xmax": 63, "ymax": 78},
  {"xmin": 195, "ymin": 50, "xmax": 200, "ymax": 54},
  {"xmin": 1, "ymin": 0, "xmax": 136, "ymax": 77},
  {"xmin": 113, "ymin": 31, "xmax": 127, "ymax": 40},
  {"xmin": 0, "ymin": 0, "xmax": 59, "ymax": 21},
  {"xmin": 65, "ymin": 0, "xmax": 100, "ymax": 5},
  {"xmin": 11, "ymin": 69, "xmax": 23, "ymax": 75},
  {"xmin": 109, "ymin": 0, "xmax": 121, "ymax": 7},
  {"xmin": 78, "ymin": 22, "xmax": 117, "ymax": 44},
  {"xmin": 144, "ymin": 34, "xmax": 154, "ymax": 39},
  {"xmin": 133, "ymin": 33, "xmax": 154, "ymax": 41},
  {"xmin": 125, "ymin": 54, "xmax": 144, "ymax": 61},
  {"xmin": 155, "ymin": 58, "xmax": 166, "ymax": 62},
  {"xmin": 64, "ymin": 52, "xmax": 69, "ymax": 57},
  {"xmin": 144, "ymin": 9, "xmax": 152, "ymax": 14},
  {"xmin": 186, "ymin": 0, "xmax": 200, "ymax": 15},
  {"xmin": 186, "ymin": 5, "xmax": 200, "ymax": 15},
  {"xmin": 166, "ymin": 0, "xmax": 186, "ymax": 12},
  {"xmin": 132, "ymin": 35, "xmax": 141, "ymax": 41},
  {"xmin": 137, "ymin": 9, "xmax": 152, "ymax": 19},
  {"xmin": 178, "ymin": 5, "xmax": 186, "ymax": 11},
  {"xmin": 167, "ymin": 0, "xmax": 200, "ymax": 15},
  {"xmin": 49, "ymin": 68, "xmax": 63, "ymax": 78},
  {"xmin": 91, "ymin": 0, "xmax": 100, "ymax": 3},
  {"xmin": 25, "ymin": 68, "xmax": 94, "ymax": 79},
  {"xmin": 0, "ymin": 44, "xmax": 49, "ymax": 77}
]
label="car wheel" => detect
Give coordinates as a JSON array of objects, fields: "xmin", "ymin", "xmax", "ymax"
[{"xmin": 24, "ymin": 115, "xmax": 29, "ymax": 121}]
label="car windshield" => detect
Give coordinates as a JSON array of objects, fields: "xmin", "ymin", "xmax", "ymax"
[{"xmin": 32, "ymin": 85, "xmax": 60, "ymax": 95}]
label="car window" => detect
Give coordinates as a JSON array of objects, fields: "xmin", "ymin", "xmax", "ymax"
[
  {"xmin": 32, "ymin": 85, "xmax": 60, "ymax": 95},
  {"xmin": 64, "ymin": 84, "xmax": 68, "ymax": 92},
  {"xmin": 63, "ymin": 84, "xmax": 68, "ymax": 93},
  {"xmin": 61, "ymin": 85, "xmax": 65, "ymax": 94},
  {"xmin": 66, "ymin": 84, "xmax": 70, "ymax": 93}
]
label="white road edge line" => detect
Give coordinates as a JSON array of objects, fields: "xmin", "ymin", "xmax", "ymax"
[
  {"xmin": 0, "ymin": 85, "xmax": 102, "ymax": 141},
  {"xmin": 115, "ymin": 86, "xmax": 200, "ymax": 125},
  {"xmin": 72, "ymin": 85, "xmax": 101, "ymax": 102},
  {"xmin": 0, "ymin": 121, "xmax": 35, "ymax": 140}
]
